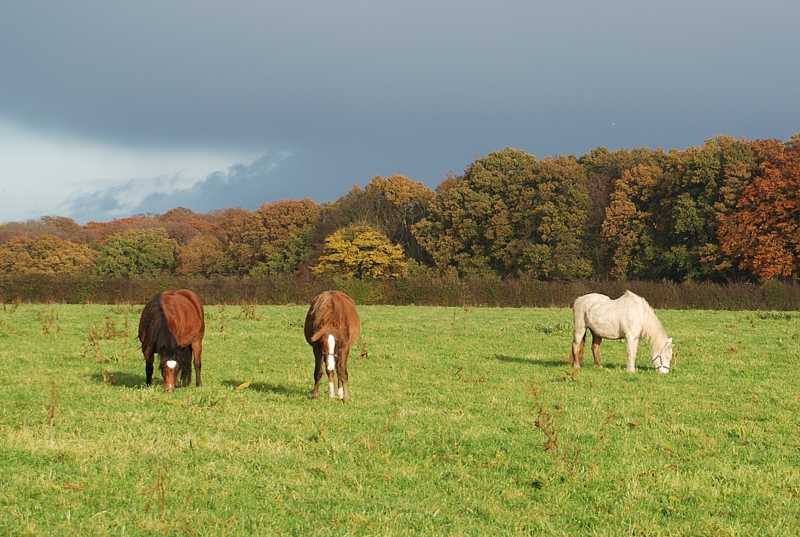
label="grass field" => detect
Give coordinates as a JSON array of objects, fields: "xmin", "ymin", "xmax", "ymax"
[{"xmin": 1, "ymin": 303, "xmax": 798, "ymax": 536}]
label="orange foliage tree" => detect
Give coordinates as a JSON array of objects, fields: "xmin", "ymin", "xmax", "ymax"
[
  {"xmin": 177, "ymin": 234, "xmax": 227, "ymax": 277},
  {"xmin": 719, "ymin": 140, "xmax": 800, "ymax": 281},
  {"xmin": 217, "ymin": 200, "xmax": 320, "ymax": 275}
]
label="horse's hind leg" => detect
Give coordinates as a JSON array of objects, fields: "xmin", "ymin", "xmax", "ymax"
[
  {"xmin": 311, "ymin": 344, "xmax": 323, "ymax": 399},
  {"xmin": 336, "ymin": 345, "xmax": 350, "ymax": 401},
  {"xmin": 591, "ymin": 333, "xmax": 603, "ymax": 367},
  {"xmin": 191, "ymin": 340, "xmax": 203, "ymax": 387},
  {"xmin": 571, "ymin": 329, "xmax": 586, "ymax": 369}
]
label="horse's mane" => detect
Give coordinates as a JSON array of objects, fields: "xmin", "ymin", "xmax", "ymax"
[
  {"xmin": 138, "ymin": 293, "xmax": 178, "ymax": 356},
  {"xmin": 624, "ymin": 290, "xmax": 666, "ymax": 342},
  {"xmin": 305, "ymin": 291, "xmax": 360, "ymax": 345}
]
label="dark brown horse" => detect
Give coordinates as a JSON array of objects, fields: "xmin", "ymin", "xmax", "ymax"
[
  {"xmin": 304, "ymin": 291, "xmax": 360, "ymax": 400},
  {"xmin": 139, "ymin": 289, "xmax": 205, "ymax": 391}
]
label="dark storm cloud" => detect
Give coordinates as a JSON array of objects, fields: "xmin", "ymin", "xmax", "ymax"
[{"xmin": 2, "ymin": 0, "xmax": 799, "ymax": 218}]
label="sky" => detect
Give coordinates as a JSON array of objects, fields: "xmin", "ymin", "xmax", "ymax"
[{"xmin": 1, "ymin": 0, "xmax": 798, "ymax": 222}]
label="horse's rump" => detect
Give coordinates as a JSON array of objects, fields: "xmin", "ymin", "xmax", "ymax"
[
  {"xmin": 139, "ymin": 290, "xmax": 204, "ymax": 356},
  {"xmin": 304, "ymin": 291, "xmax": 360, "ymax": 346}
]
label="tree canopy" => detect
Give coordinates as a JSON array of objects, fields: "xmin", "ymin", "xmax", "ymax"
[{"xmin": 1, "ymin": 134, "xmax": 798, "ymax": 283}]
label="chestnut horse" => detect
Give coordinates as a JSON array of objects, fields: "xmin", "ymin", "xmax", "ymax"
[
  {"xmin": 304, "ymin": 291, "xmax": 360, "ymax": 400},
  {"xmin": 139, "ymin": 289, "xmax": 205, "ymax": 391}
]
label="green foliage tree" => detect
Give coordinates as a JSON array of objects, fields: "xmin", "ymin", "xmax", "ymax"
[
  {"xmin": 413, "ymin": 148, "xmax": 592, "ymax": 278},
  {"xmin": 95, "ymin": 228, "xmax": 178, "ymax": 277},
  {"xmin": 661, "ymin": 136, "xmax": 755, "ymax": 280},
  {"xmin": 0, "ymin": 235, "xmax": 96, "ymax": 275},
  {"xmin": 313, "ymin": 224, "xmax": 408, "ymax": 279}
]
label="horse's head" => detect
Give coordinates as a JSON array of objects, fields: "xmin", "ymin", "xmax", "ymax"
[
  {"xmin": 653, "ymin": 338, "xmax": 673, "ymax": 374},
  {"xmin": 161, "ymin": 358, "xmax": 179, "ymax": 391}
]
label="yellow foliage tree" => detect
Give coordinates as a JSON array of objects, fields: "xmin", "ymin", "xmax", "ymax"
[
  {"xmin": 313, "ymin": 224, "xmax": 408, "ymax": 279},
  {"xmin": 0, "ymin": 235, "xmax": 96, "ymax": 275}
]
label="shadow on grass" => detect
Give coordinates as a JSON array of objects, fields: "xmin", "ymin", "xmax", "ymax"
[
  {"xmin": 494, "ymin": 354, "xmax": 622, "ymax": 370},
  {"xmin": 222, "ymin": 380, "xmax": 307, "ymax": 397},
  {"xmin": 495, "ymin": 354, "xmax": 569, "ymax": 367},
  {"xmin": 89, "ymin": 371, "xmax": 147, "ymax": 388}
]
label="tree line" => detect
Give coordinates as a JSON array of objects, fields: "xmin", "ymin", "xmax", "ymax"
[{"xmin": 1, "ymin": 134, "xmax": 798, "ymax": 283}]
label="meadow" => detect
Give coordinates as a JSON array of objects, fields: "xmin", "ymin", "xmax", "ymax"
[{"xmin": 0, "ymin": 303, "xmax": 798, "ymax": 536}]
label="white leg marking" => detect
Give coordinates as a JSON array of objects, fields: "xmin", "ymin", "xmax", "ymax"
[
  {"xmin": 337, "ymin": 386, "xmax": 344, "ymax": 399},
  {"xmin": 326, "ymin": 334, "xmax": 336, "ymax": 371},
  {"xmin": 328, "ymin": 381, "xmax": 335, "ymax": 398}
]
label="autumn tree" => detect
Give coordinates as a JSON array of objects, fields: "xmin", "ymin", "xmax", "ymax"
[
  {"xmin": 252, "ymin": 199, "xmax": 320, "ymax": 275},
  {"xmin": 601, "ymin": 163, "xmax": 666, "ymax": 279},
  {"xmin": 0, "ymin": 235, "xmax": 96, "ymax": 275},
  {"xmin": 217, "ymin": 200, "xmax": 320, "ymax": 275},
  {"xmin": 157, "ymin": 207, "xmax": 217, "ymax": 244},
  {"xmin": 579, "ymin": 147, "xmax": 663, "ymax": 276},
  {"xmin": 317, "ymin": 176, "xmax": 434, "ymax": 262},
  {"xmin": 313, "ymin": 224, "xmax": 408, "ymax": 279},
  {"xmin": 413, "ymin": 148, "xmax": 592, "ymax": 278},
  {"xmin": 719, "ymin": 140, "xmax": 800, "ymax": 281},
  {"xmin": 177, "ymin": 234, "xmax": 227, "ymax": 277},
  {"xmin": 95, "ymin": 228, "xmax": 178, "ymax": 277},
  {"xmin": 0, "ymin": 216, "xmax": 88, "ymax": 244},
  {"xmin": 600, "ymin": 136, "xmax": 756, "ymax": 281}
]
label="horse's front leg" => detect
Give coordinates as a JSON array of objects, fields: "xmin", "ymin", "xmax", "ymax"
[
  {"xmin": 591, "ymin": 334, "xmax": 603, "ymax": 367},
  {"xmin": 144, "ymin": 350, "xmax": 154, "ymax": 386},
  {"xmin": 625, "ymin": 337, "xmax": 639, "ymax": 372}
]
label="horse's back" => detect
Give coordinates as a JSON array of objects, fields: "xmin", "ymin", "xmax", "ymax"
[
  {"xmin": 573, "ymin": 293, "xmax": 611, "ymax": 319},
  {"xmin": 305, "ymin": 290, "xmax": 360, "ymax": 346},
  {"xmin": 583, "ymin": 290, "xmax": 649, "ymax": 339}
]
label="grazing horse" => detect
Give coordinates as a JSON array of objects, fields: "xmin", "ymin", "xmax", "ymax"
[
  {"xmin": 304, "ymin": 291, "xmax": 360, "ymax": 400},
  {"xmin": 139, "ymin": 289, "xmax": 205, "ymax": 391},
  {"xmin": 571, "ymin": 290, "xmax": 673, "ymax": 373}
]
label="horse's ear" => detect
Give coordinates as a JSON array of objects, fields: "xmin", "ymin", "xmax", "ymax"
[{"xmin": 667, "ymin": 337, "xmax": 673, "ymax": 345}]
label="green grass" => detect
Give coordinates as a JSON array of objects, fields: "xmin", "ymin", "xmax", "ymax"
[{"xmin": 1, "ymin": 304, "xmax": 799, "ymax": 536}]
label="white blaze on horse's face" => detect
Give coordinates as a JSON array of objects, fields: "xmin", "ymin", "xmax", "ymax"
[
  {"xmin": 325, "ymin": 334, "xmax": 336, "ymax": 371},
  {"xmin": 166, "ymin": 360, "xmax": 177, "ymax": 369}
]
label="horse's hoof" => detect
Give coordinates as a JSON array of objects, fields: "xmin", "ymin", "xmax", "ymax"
[{"xmin": 310, "ymin": 391, "xmax": 319, "ymax": 400}]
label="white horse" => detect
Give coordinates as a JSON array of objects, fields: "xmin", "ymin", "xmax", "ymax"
[{"xmin": 570, "ymin": 290, "xmax": 673, "ymax": 373}]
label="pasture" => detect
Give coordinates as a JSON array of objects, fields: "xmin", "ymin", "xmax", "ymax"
[{"xmin": 0, "ymin": 303, "xmax": 798, "ymax": 536}]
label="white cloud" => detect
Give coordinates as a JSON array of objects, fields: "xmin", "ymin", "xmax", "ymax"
[{"xmin": 0, "ymin": 118, "xmax": 255, "ymax": 222}]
